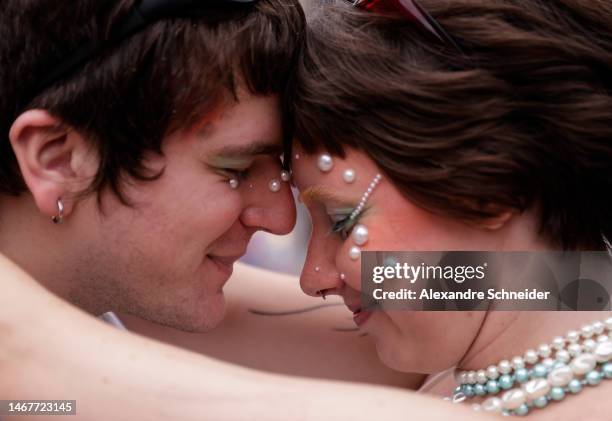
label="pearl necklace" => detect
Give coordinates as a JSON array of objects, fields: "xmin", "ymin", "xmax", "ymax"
[{"xmin": 448, "ymin": 318, "xmax": 612, "ymax": 416}]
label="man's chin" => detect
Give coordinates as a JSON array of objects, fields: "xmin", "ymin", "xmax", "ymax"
[{"xmin": 133, "ymin": 292, "xmax": 227, "ymax": 333}]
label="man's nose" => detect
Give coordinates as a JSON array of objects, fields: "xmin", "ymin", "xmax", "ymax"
[{"xmin": 240, "ymin": 167, "xmax": 296, "ymax": 235}]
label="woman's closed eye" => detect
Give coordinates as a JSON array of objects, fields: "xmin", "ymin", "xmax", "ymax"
[{"xmin": 328, "ymin": 210, "xmax": 360, "ymax": 239}]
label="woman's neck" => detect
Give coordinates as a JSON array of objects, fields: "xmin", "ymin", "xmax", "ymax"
[{"xmin": 458, "ymin": 311, "xmax": 612, "ymax": 373}]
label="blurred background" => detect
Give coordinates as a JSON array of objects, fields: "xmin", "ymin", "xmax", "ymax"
[{"xmin": 240, "ymin": 189, "xmax": 311, "ymax": 275}]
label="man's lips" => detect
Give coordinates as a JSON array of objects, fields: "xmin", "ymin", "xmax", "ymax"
[{"xmin": 207, "ymin": 254, "xmax": 243, "ymax": 276}]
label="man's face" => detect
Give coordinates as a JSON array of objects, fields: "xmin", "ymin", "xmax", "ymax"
[{"xmin": 69, "ymin": 92, "xmax": 296, "ymax": 331}]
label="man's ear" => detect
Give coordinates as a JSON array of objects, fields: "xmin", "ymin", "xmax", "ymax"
[{"xmin": 9, "ymin": 110, "xmax": 99, "ymax": 219}]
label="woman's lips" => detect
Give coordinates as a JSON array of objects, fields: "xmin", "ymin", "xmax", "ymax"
[{"xmin": 352, "ymin": 308, "xmax": 372, "ymax": 326}]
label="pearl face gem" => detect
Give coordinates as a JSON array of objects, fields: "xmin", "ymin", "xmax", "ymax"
[
  {"xmin": 317, "ymin": 154, "xmax": 334, "ymax": 172},
  {"xmin": 268, "ymin": 179, "xmax": 281, "ymax": 193},
  {"xmin": 280, "ymin": 170, "xmax": 291, "ymax": 182},
  {"xmin": 349, "ymin": 246, "xmax": 361, "ymax": 261},
  {"xmin": 351, "ymin": 224, "xmax": 369, "ymax": 246},
  {"xmin": 342, "ymin": 169, "xmax": 356, "ymax": 183},
  {"xmin": 229, "ymin": 178, "xmax": 239, "ymax": 189},
  {"xmin": 340, "ymin": 273, "xmax": 346, "ymax": 280}
]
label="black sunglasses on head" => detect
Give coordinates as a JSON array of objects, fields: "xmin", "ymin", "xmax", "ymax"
[{"xmin": 21, "ymin": 0, "xmax": 258, "ymax": 113}]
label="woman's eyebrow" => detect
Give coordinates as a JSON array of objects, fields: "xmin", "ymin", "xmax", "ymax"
[{"xmin": 299, "ymin": 185, "xmax": 357, "ymax": 207}]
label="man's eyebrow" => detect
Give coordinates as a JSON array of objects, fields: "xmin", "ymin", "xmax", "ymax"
[
  {"xmin": 210, "ymin": 140, "xmax": 283, "ymax": 157},
  {"xmin": 299, "ymin": 185, "xmax": 357, "ymax": 207}
]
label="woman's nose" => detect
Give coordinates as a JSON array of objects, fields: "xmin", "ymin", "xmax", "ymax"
[{"xmin": 300, "ymin": 233, "xmax": 344, "ymax": 297}]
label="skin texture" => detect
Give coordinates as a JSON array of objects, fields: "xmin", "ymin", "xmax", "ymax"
[
  {"xmin": 1, "ymin": 91, "xmax": 296, "ymax": 332},
  {"xmin": 121, "ymin": 262, "xmax": 425, "ymax": 389},
  {"xmin": 0, "ymin": 253, "xmax": 492, "ymax": 421}
]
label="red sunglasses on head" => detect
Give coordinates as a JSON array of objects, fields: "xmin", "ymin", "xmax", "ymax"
[{"xmin": 346, "ymin": 0, "xmax": 464, "ymax": 54}]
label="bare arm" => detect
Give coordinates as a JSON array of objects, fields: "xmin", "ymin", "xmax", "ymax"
[
  {"xmin": 120, "ymin": 262, "xmax": 424, "ymax": 389},
  {"xmin": 0, "ymin": 254, "xmax": 496, "ymax": 421}
]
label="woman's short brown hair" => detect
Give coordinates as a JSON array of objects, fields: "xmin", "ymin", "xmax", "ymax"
[
  {"xmin": 0, "ymin": 0, "xmax": 304, "ymax": 202},
  {"xmin": 293, "ymin": 0, "xmax": 612, "ymax": 250}
]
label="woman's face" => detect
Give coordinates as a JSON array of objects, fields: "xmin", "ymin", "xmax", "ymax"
[{"xmin": 291, "ymin": 146, "xmax": 525, "ymax": 374}]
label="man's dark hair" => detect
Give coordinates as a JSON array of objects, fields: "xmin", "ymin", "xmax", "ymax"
[{"xmin": 0, "ymin": 0, "xmax": 304, "ymax": 202}]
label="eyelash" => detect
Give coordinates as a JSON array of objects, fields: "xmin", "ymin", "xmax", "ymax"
[
  {"xmin": 223, "ymin": 168, "xmax": 251, "ymax": 181},
  {"xmin": 330, "ymin": 214, "xmax": 359, "ymax": 239}
]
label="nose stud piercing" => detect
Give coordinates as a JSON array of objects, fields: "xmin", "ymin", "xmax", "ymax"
[
  {"xmin": 317, "ymin": 153, "xmax": 334, "ymax": 172},
  {"xmin": 229, "ymin": 178, "xmax": 239, "ymax": 189},
  {"xmin": 268, "ymin": 179, "xmax": 281, "ymax": 192},
  {"xmin": 51, "ymin": 198, "xmax": 64, "ymax": 224}
]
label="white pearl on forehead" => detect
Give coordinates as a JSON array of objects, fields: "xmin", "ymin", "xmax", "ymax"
[
  {"xmin": 349, "ymin": 246, "xmax": 361, "ymax": 261},
  {"xmin": 342, "ymin": 169, "xmax": 356, "ymax": 183},
  {"xmin": 280, "ymin": 170, "xmax": 291, "ymax": 182},
  {"xmin": 268, "ymin": 179, "xmax": 281, "ymax": 193},
  {"xmin": 229, "ymin": 179, "xmax": 239, "ymax": 189},
  {"xmin": 351, "ymin": 224, "xmax": 369, "ymax": 246},
  {"xmin": 317, "ymin": 154, "xmax": 334, "ymax": 172}
]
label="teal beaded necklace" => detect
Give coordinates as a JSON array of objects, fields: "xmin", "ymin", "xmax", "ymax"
[{"xmin": 447, "ymin": 318, "xmax": 612, "ymax": 416}]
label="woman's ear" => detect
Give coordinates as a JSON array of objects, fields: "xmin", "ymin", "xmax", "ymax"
[
  {"xmin": 9, "ymin": 109, "xmax": 99, "ymax": 219},
  {"xmin": 477, "ymin": 211, "xmax": 514, "ymax": 230}
]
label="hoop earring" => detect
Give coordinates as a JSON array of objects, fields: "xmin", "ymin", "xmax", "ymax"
[{"xmin": 51, "ymin": 198, "xmax": 64, "ymax": 224}]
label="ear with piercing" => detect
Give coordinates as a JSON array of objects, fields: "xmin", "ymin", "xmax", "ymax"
[{"xmin": 51, "ymin": 198, "xmax": 65, "ymax": 224}]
